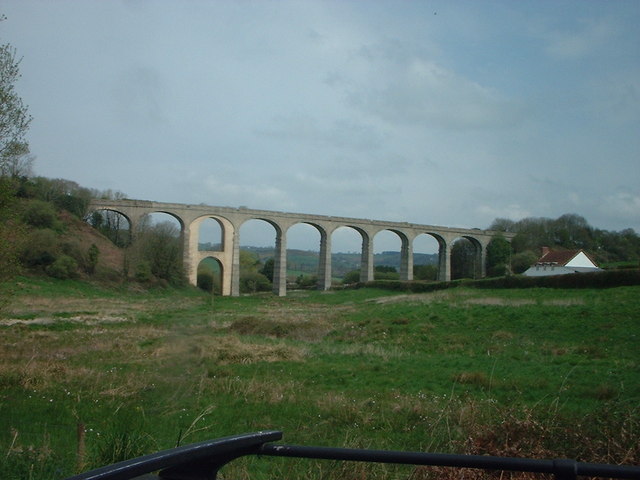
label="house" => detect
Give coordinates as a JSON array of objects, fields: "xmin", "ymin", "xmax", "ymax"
[{"xmin": 523, "ymin": 247, "xmax": 602, "ymax": 277}]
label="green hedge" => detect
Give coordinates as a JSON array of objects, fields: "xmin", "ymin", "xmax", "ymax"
[{"xmin": 353, "ymin": 269, "xmax": 640, "ymax": 292}]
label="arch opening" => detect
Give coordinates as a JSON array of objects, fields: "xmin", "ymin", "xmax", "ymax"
[
  {"xmin": 86, "ymin": 209, "xmax": 131, "ymax": 247},
  {"xmin": 198, "ymin": 217, "xmax": 224, "ymax": 252},
  {"xmin": 133, "ymin": 212, "xmax": 185, "ymax": 286},
  {"xmin": 239, "ymin": 219, "xmax": 278, "ymax": 294},
  {"xmin": 286, "ymin": 223, "xmax": 321, "ymax": 289},
  {"xmin": 197, "ymin": 257, "xmax": 223, "ymax": 294},
  {"xmin": 451, "ymin": 236, "xmax": 481, "ymax": 280},
  {"xmin": 331, "ymin": 226, "xmax": 365, "ymax": 284},
  {"xmin": 413, "ymin": 233, "xmax": 440, "ymax": 281},
  {"xmin": 373, "ymin": 230, "xmax": 403, "ymax": 280}
]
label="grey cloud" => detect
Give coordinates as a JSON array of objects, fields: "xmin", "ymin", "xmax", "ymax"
[
  {"xmin": 542, "ymin": 17, "xmax": 617, "ymax": 59},
  {"xmin": 256, "ymin": 115, "xmax": 383, "ymax": 152},
  {"xmin": 111, "ymin": 66, "xmax": 167, "ymax": 125},
  {"xmin": 341, "ymin": 47, "xmax": 526, "ymax": 130}
]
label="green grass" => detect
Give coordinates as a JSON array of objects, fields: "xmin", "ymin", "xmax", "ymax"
[{"xmin": 1, "ymin": 279, "xmax": 639, "ymax": 479}]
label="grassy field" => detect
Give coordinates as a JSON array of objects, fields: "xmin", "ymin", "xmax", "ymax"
[{"xmin": 1, "ymin": 278, "xmax": 638, "ymax": 479}]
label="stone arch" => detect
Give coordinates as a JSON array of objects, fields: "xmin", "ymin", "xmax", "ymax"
[
  {"xmin": 138, "ymin": 211, "xmax": 185, "ymax": 234},
  {"xmin": 85, "ymin": 207, "xmax": 133, "ymax": 247},
  {"xmin": 451, "ymin": 235, "xmax": 483, "ymax": 280},
  {"xmin": 197, "ymin": 217, "xmax": 225, "ymax": 252},
  {"xmin": 237, "ymin": 217, "xmax": 286, "ymax": 296},
  {"xmin": 197, "ymin": 256, "xmax": 224, "ymax": 294},
  {"xmin": 331, "ymin": 225, "xmax": 373, "ymax": 283},
  {"xmin": 372, "ymin": 228, "xmax": 411, "ymax": 280},
  {"xmin": 412, "ymin": 232, "xmax": 442, "ymax": 281},
  {"xmin": 285, "ymin": 221, "xmax": 326, "ymax": 290}
]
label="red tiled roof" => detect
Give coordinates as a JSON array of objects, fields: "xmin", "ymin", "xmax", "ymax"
[{"xmin": 536, "ymin": 249, "xmax": 581, "ymax": 266}]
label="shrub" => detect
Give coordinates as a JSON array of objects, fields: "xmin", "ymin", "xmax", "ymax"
[
  {"xmin": 90, "ymin": 431, "xmax": 155, "ymax": 468},
  {"xmin": 240, "ymin": 271, "xmax": 271, "ymax": 293},
  {"xmin": 294, "ymin": 274, "xmax": 318, "ymax": 289},
  {"xmin": 135, "ymin": 261, "xmax": 153, "ymax": 283},
  {"xmin": 20, "ymin": 199, "xmax": 62, "ymax": 230},
  {"xmin": 86, "ymin": 243, "xmax": 99, "ymax": 273},
  {"xmin": 21, "ymin": 229, "xmax": 59, "ymax": 267},
  {"xmin": 374, "ymin": 270, "xmax": 400, "ymax": 280},
  {"xmin": 414, "ymin": 264, "xmax": 437, "ymax": 281},
  {"xmin": 46, "ymin": 254, "xmax": 78, "ymax": 279},
  {"xmin": 197, "ymin": 272, "xmax": 213, "ymax": 292},
  {"xmin": 342, "ymin": 270, "xmax": 361, "ymax": 284},
  {"xmin": 511, "ymin": 250, "xmax": 538, "ymax": 274}
]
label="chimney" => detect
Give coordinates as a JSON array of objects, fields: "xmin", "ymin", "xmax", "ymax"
[{"xmin": 541, "ymin": 246, "xmax": 550, "ymax": 257}]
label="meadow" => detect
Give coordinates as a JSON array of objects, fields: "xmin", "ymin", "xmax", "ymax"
[{"xmin": 0, "ymin": 278, "xmax": 638, "ymax": 479}]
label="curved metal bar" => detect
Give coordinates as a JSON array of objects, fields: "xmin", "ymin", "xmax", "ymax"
[{"xmin": 64, "ymin": 431, "xmax": 282, "ymax": 480}]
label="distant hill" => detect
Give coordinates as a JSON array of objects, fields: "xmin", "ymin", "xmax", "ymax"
[{"xmin": 200, "ymin": 245, "xmax": 438, "ymax": 278}]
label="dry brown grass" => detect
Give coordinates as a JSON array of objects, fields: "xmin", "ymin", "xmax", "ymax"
[
  {"xmin": 0, "ymin": 325, "xmax": 172, "ymax": 395},
  {"xmin": 149, "ymin": 334, "xmax": 305, "ymax": 365},
  {"xmin": 207, "ymin": 375, "xmax": 300, "ymax": 404},
  {"xmin": 464, "ymin": 298, "xmax": 535, "ymax": 306},
  {"xmin": 371, "ymin": 290, "xmax": 475, "ymax": 305},
  {"xmin": 370, "ymin": 291, "xmax": 587, "ymax": 309},
  {"xmin": 1, "ymin": 286, "xmax": 204, "ymax": 326}
]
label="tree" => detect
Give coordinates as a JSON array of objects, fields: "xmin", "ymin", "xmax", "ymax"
[
  {"xmin": 342, "ymin": 270, "xmax": 360, "ymax": 284},
  {"xmin": 0, "ymin": 17, "xmax": 31, "ymax": 285},
  {"xmin": 89, "ymin": 209, "xmax": 130, "ymax": 247},
  {"xmin": 238, "ymin": 249, "xmax": 271, "ymax": 293},
  {"xmin": 0, "ymin": 141, "xmax": 32, "ymax": 177},
  {"xmin": 133, "ymin": 221, "xmax": 185, "ymax": 286},
  {"xmin": 489, "ymin": 218, "xmax": 515, "ymax": 232},
  {"xmin": 413, "ymin": 264, "xmax": 437, "ymax": 281},
  {"xmin": 0, "ymin": 176, "xmax": 24, "ymax": 283},
  {"xmin": 0, "ymin": 20, "xmax": 32, "ymax": 167},
  {"xmin": 511, "ymin": 250, "xmax": 538, "ymax": 274},
  {"xmin": 374, "ymin": 265, "xmax": 399, "ymax": 280},
  {"xmin": 86, "ymin": 243, "xmax": 99, "ymax": 274},
  {"xmin": 451, "ymin": 239, "xmax": 476, "ymax": 279},
  {"xmin": 485, "ymin": 234, "xmax": 512, "ymax": 277},
  {"xmin": 260, "ymin": 257, "xmax": 274, "ymax": 282}
]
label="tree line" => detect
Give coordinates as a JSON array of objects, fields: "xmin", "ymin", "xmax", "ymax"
[{"xmin": 490, "ymin": 213, "xmax": 640, "ymax": 271}]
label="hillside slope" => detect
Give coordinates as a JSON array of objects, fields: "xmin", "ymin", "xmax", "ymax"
[{"xmin": 57, "ymin": 211, "xmax": 125, "ymax": 275}]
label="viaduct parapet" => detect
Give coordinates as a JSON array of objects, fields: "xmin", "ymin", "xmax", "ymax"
[{"xmin": 88, "ymin": 199, "xmax": 514, "ymax": 296}]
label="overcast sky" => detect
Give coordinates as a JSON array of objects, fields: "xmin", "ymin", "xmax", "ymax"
[{"xmin": 3, "ymin": 1, "xmax": 639, "ymax": 251}]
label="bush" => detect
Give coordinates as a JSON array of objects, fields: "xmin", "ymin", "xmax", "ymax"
[
  {"xmin": 135, "ymin": 261, "xmax": 153, "ymax": 283},
  {"xmin": 511, "ymin": 250, "xmax": 538, "ymax": 274},
  {"xmin": 240, "ymin": 271, "xmax": 271, "ymax": 293},
  {"xmin": 20, "ymin": 199, "xmax": 62, "ymax": 230},
  {"xmin": 374, "ymin": 271, "xmax": 400, "ymax": 280},
  {"xmin": 414, "ymin": 264, "xmax": 437, "ymax": 281},
  {"xmin": 46, "ymin": 254, "xmax": 78, "ymax": 279},
  {"xmin": 474, "ymin": 269, "xmax": 640, "ymax": 289},
  {"xmin": 53, "ymin": 191, "xmax": 91, "ymax": 218},
  {"xmin": 342, "ymin": 270, "xmax": 360, "ymax": 284},
  {"xmin": 294, "ymin": 274, "xmax": 318, "ymax": 289},
  {"xmin": 197, "ymin": 272, "xmax": 213, "ymax": 292},
  {"xmin": 86, "ymin": 243, "xmax": 99, "ymax": 274},
  {"xmin": 21, "ymin": 229, "xmax": 59, "ymax": 267}
]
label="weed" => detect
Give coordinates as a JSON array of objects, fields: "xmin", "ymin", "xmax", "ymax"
[
  {"xmin": 89, "ymin": 431, "xmax": 155, "ymax": 467},
  {"xmin": 453, "ymin": 371, "xmax": 491, "ymax": 388}
]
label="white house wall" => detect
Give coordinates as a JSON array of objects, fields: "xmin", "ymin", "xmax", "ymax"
[{"xmin": 565, "ymin": 251, "xmax": 597, "ymax": 268}]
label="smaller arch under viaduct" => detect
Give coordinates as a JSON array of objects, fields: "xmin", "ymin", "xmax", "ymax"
[{"xmin": 88, "ymin": 199, "xmax": 514, "ymax": 297}]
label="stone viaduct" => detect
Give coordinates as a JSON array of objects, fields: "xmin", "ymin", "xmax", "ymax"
[{"xmin": 88, "ymin": 199, "xmax": 514, "ymax": 297}]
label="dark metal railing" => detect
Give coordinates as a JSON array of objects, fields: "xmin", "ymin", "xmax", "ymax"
[{"xmin": 64, "ymin": 430, "xmax": 640, "ymax": 480}]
